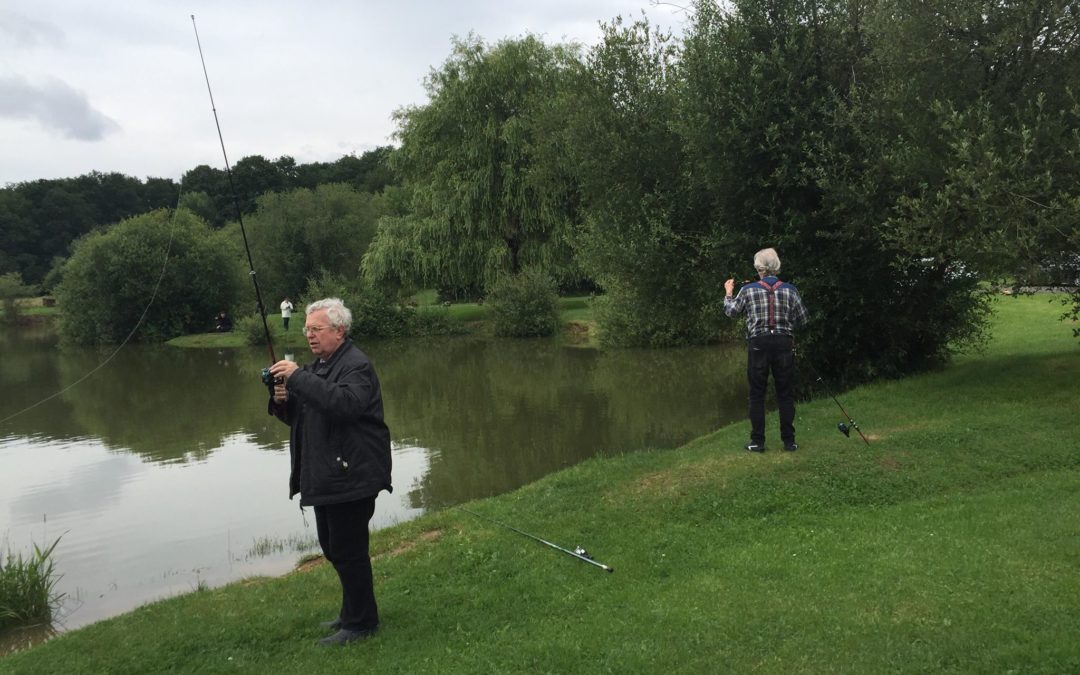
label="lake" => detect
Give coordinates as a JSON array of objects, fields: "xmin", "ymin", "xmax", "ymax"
[{"xmin": 0, "ymin": 322, "xmax": 746, "ymax": 644}]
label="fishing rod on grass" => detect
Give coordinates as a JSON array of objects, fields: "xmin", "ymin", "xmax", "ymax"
[
  {"xmin": 802, "ymin": 359, "xmax": 871, "ymax": 446},
  {"xmin": 458, "ymin": 507, "xmax": 614, "ymax": 573},
  {"xmin": 191, "ymin": 15, "xmax": 278, "ymax": 389}
]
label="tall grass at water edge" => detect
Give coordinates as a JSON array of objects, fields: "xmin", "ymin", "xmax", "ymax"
[{"xmin": 0, "ymin": 539, "xmax": 64, "ymax": 632}]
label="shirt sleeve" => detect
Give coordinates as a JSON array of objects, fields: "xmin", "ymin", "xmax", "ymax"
[
  {"xmin": 791, "ymin": 292, "xmax": 809, "ymax": 327},
  {"xmin": 724, "ymin": 289, "xmax": 745, "ymax": 318}
]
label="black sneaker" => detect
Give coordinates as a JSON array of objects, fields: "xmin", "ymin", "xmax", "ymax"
[
  {"xmin": 783, "ymin": 442, "xmax": 799, "ymax": 452},
  {"xmin": 318, "ymin": 626, "xmax": 378, "ymax": 647},
  {"xmin": 745, "ymin": 443, "xmax": 766, "ymax": 453}
]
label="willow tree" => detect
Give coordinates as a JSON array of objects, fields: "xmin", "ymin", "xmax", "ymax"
[{"xmin": 365, "ymin": 34, "xmax": 585, "ymax": 296}]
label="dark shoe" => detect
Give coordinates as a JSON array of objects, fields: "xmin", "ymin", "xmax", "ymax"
[
  {"xmin": 783, "ymin": 442, "xmax": 799, "ymax": 452},
  {"xmin": 318, "ymin": 627, "xmax": 378, "ymax": 646},
  {"xmin": 745, "ymin": 443, "xmax": 766, "ymax": 453},
  {"xmin": 320, "ymin": 618, "xmax": 342, "ymax": 630}
]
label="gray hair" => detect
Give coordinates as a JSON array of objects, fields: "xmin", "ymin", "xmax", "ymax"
[
  {"xmin": 753, "ymin": 248, "xmax": 781, "ymax": 275},
  {"xmin": 306, "ymin": 297, "xmax": 352, "ymax": 332}
]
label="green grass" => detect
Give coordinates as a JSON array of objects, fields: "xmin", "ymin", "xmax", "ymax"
[
  {"xmin": 4, "ymin": 295, "xmax": 1077, "ymax": 673},
  {"xmin": 0, "ymin": 297, "xmax": 60, "ymax": 321},
  {"xmin": 167, "ymin": 314, "xmax": 311, "ymax": 349},
  {"xmin": 0, "ymin": 539, "xmax": 64, "ymax": 633}
]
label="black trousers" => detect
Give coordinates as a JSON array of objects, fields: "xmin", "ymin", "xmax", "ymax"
[
  {"xmin": 314, "ymin": 497, "xmax": 379, "ymax": 632},
  {"xmin": 746, "ymin": 333, "xmax": 797, "ymax": 446},
  {"xmin": 283, "ymin": 316, "xmax": 290, "ymax": 331}
]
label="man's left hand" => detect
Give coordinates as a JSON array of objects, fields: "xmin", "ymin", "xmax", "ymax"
[{"xmin": 269, "ymin": 359, "xmax": 300, "ymax": 381}]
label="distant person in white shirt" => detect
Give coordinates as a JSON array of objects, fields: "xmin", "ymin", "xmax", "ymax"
[{"xmin": 280, "ymin": 297, "xmax": 294, "ymax": 331}]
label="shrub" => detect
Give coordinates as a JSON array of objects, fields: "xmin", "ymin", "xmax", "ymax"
[
  {"xmin": 303, "ymin": 271, "xmax": 408, "ymax": 338},
  {"xmin": 55, "ymin": 209, "xmax": 242, "ymax": 344},
  {"xmin": 0, "ymin": 272, "xmax": 35, "ymax": 325},
  {"xmin": 485, "ymin": 269, "xmax": 560, "ymax": 337},
  {"xmin": 237, "ymin": 313, "xmax": 276, "ymax": 346},
  {"xmin": 406, "ymin": 307, "xmax": 468, "ymax": 336}
]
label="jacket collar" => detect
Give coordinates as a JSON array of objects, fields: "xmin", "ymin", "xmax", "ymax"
[{"xmin": 314, "ymin": 337, "xmax": 352, "ymax": 371}]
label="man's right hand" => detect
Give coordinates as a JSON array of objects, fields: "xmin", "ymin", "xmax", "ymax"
[
  {"xmin": 273, "ymin": 383, "xmax": 288, "ymax": 404},
  {"xmin": 724, "ymin": 278, "xmax": 735, "ymax": 297}
]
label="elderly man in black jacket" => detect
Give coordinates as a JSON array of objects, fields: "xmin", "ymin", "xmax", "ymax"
[{"xmin": 268, "ymin": 297, "xmax": 392, "ymax": 646}]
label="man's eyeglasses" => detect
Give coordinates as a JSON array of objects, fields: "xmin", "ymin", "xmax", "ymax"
[{"xmin": 303, "ymin": 325, "xmax": 330, "ymax": 336}]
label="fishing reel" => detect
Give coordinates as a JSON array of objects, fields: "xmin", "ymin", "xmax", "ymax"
[
  {"xmin": 837, "ymin": 422, "xmax": 852, "ymax": 437},
  {"xmin": 261, "ymin": 367, "xmax": 277, "ymax": 387}
]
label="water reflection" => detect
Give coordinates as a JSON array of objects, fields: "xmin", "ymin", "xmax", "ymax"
[
  {"xmin": 0, "ymin": 323, "xmax": 746, "ymax": 641},
  {"xmin": 377, "ymin": 338, "xmax": 746, "ymax": 508}
]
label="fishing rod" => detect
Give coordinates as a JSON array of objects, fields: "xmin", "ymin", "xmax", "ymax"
[
  {"xmin": 191, "ymin": 15, "xmax": 277, "ymax": 375},
  {"xmin": 458, "ymin": 507, "xmax": 614, "ymax": 573},
  {"xmin": 802, "ymin": 359, "xmax": 871, "ymax": 446}
]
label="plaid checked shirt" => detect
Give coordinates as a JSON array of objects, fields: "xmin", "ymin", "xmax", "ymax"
[{"xmin": 724, "ymin": 276, "xmax": 808, "ymax": 339}]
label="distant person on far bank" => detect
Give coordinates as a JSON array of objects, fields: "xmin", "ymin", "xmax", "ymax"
[
  {"xmin": 215, "ymin": 310, "xmax": 233, "ymax": 332},
  {"xmin": 280, "ymin": 297, "xmax": 294, "ymax": 331},
  {"xmin": 267, "ymin": 297, "xmax": 392, "ymax": 646},
  {"xmin": 724, "ymin": 248, "xmax": 808, "ymax": 453}
]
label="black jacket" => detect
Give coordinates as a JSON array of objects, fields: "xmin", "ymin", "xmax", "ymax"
[{"xmin": 270, "ymin": 339, "xmax": 392, "ymax": 506}]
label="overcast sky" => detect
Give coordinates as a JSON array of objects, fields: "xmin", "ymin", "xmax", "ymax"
[{"xmin": 0, "ymin": 1, "xmax": 687, "ymax": 186}]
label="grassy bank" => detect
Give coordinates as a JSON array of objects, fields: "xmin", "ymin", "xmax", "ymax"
[
  {"xmin": 166, "ymin": 295, "xmax": 598, "ymax": 349},
  {"xmin": 4, "ymin": 295, "xmax": 1077, "ymax": 673},
  {"xmin": 0, "ymin": 297, "xmax": 60, "ymax": 322}
]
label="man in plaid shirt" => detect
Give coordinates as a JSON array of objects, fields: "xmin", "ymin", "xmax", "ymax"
[{"xmin": 724, "ymin": 248, "xmax": 808, "ymax": 452}]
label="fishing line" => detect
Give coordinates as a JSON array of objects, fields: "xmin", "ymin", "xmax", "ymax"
[
  {"xmin": 191, "ymin": 14, "xmax": 276, "ymax": 366},
  {"xmin": 0, "ymin": 182, "xmax": 190, "ymax": 429},
  {"xmin": 457, "ymin": 507, "xmax": 615, "ymax": 573}
]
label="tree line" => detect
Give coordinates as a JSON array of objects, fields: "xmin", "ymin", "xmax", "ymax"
[
  {"xmin": 5, "ymin": 0, "xmax": 1078, "ymax": 387},
  {"xmin": 0, "ymin": 148, "xmax": 396, "ymax": 288}
]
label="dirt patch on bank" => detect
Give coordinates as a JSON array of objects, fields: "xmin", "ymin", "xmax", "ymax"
[{"xmin": 373, "ymin": 529, "xmax": 443, "ymax": 562}]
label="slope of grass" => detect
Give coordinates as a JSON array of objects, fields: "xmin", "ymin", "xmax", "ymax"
[{"xmin": 4, "ymin": 295, "xmax": 1077, "ymax": 673}]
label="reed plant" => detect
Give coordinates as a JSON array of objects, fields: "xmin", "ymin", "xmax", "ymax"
[
  {"xmin": 246, "ymin": 533, "xmax": 320, "ymax": 559},
  {"xmin": 0, "ymin": 538, "xmax": 64, "ymax": 632}
]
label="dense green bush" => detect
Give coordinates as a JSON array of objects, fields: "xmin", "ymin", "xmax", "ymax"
[
  {"xmin": 245, "ymin": 184, "xmax": 387, "ymax": 304},
  {"xmin": 0, "ymin": 272, "xmax": 35, "ymax": 325},
  {"xmin": 406, "ymin": 307, "xmax": 468, "ymax": 337},
  {"xmin": 559, "ymin": 0, "xmax": 1074, "ymax": 384},
  {"xmin": 485, "ymin": 269, "xmax": 560, "ymax": 337},
  {"xmin": 237, "ymin": 313, "xmax": 276, "ymax": 346},
  {"xmin": 55, "ymin": 209, "xmax": 242, "ymax": 344},
  {"xmin": 303, "ymin": 271, "xmax": 409, "ymax": 338}
]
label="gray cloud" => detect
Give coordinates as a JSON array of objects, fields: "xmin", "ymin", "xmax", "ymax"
[
  {"xmin": 0, "ymin": 76, "xmax": 120, "ymax": 141},
  {"xmin": 0, "ymin": 9, "xmax": 64, "ymax": 48}
]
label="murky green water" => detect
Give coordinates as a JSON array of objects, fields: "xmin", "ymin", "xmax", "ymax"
[{"xmin": 0, "ymin": 322, "xmax": 746, "ymax": 639}]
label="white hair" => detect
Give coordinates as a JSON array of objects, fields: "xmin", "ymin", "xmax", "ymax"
[
  {"xmin": 753, "ymin": 248, "xmax": 781, "ymax": 275},
  {"xmin": 306, "ymin": 297, "xmax": 352, "ymax": 332}
]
